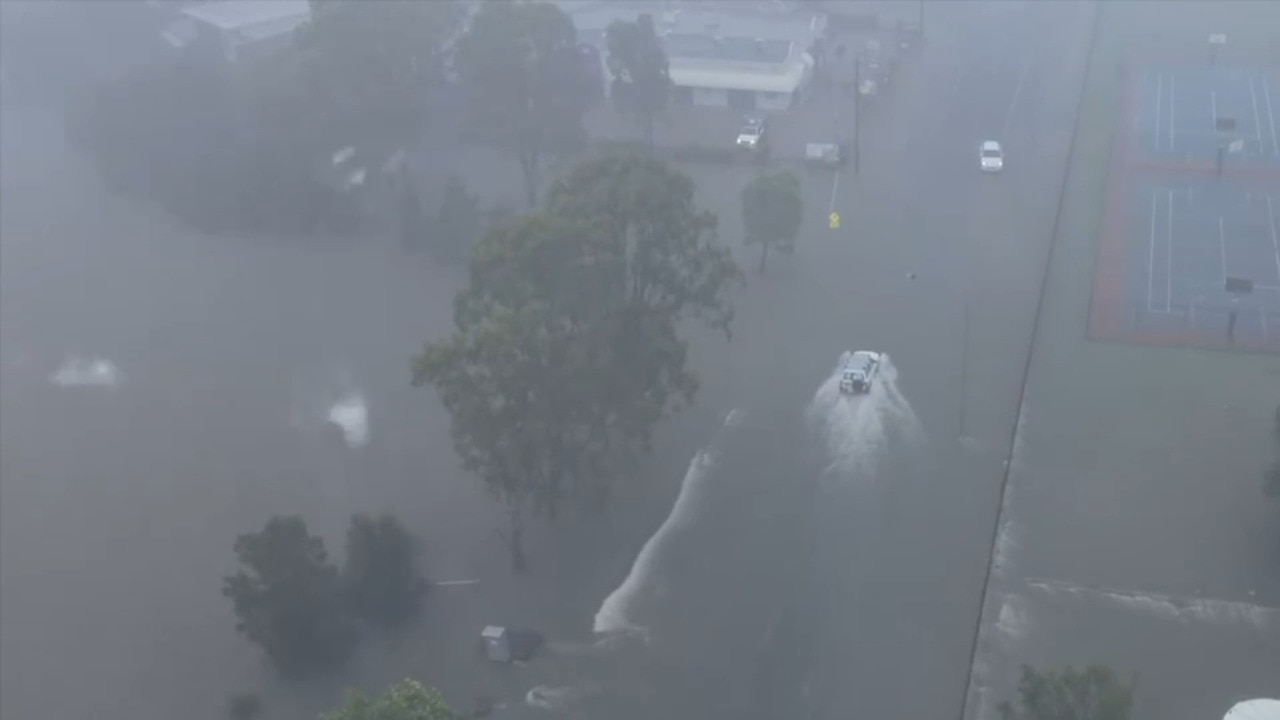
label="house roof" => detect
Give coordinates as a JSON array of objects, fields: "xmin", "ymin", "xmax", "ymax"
[
  {"xmin": 669, "ymin": 54, "xmax": 812, "ymax": 94},
  {"xmin": 180, "ymin": 0, "xmax": 310, "ymax": 32}
]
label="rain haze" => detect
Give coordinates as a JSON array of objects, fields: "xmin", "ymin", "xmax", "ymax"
[{"xmin": 1, "ymin": 1, "xmax": 1278, "ymax": 720}]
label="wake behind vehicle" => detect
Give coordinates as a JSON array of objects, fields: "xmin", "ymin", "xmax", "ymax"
[{"xmin": 839, "ymin": 351, "xmax": 882, "ymax": 395}]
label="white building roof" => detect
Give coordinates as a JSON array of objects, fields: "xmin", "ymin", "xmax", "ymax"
[
  {"xmin": 670, "ymin": 55, "xmax": 812, "ymax": 94},
  {"xmin": 181, "ymin": 0, "xmax": 310, "ymax": 32}
]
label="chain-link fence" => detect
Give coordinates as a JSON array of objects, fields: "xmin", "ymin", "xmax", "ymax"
[{"xmin": 1090, "ymin": 299, "xmax": 1280, "ymax": 354}]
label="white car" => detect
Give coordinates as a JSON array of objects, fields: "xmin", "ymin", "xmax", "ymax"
[
  {"xmin": 736, "ymin": 117, "xmax": 767, "ymax": 151},
  {"xmin": 980, "ymin": 140, "xmax": 1004, "ymax": 172},
  {"xmin": 1224, "ymin": 699, "xmax": 1280, "ymax": 720},
  {"xmin": 839, "ymin": 351, "xmax": 882, "ymax": 395}
]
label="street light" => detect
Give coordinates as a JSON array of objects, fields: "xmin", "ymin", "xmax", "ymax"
[{"xmin": 852, "ymin": 57, "xmax": 861, "ymax": 175}]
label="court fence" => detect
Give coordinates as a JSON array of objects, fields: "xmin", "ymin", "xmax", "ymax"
[{"xmin": 1090, "ymin": 300, "xmax": 1280, "ymax": 355}]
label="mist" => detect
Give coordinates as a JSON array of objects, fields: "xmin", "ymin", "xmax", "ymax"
[{"xmin": 2, "ymin": 2, "xmax": 1277, "ymax": 720}]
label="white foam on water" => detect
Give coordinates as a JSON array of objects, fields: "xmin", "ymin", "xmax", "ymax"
[
  {"xmin": 806, "ymin": 353, "xmax": 923, "ymax": 478},
  {"xmin": 50, "ymin": 356, "xmax": 119, "ymax": 388},
  {"xmin": 994, "ymin": 594, "xmax": 1027, "ymax": 639},
  {"xmin": 525, "ymin": 685, "xmax": 591, "ymax": 711},
  {"xmin": 1026, "ymin": 578, "xmax": 1280, "ymax": 630},
  {"xmin": 327, "ymin": 393, "xmax": 369, "ymax": 448},
  {"xmin": 290, "ymin": 365, "xmax": 369, "ymax": 448},
  {"xmin": 593, "ymin": 409, "xmax": 743, "ymax": 637}
]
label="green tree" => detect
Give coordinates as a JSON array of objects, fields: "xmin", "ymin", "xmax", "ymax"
[
  {"xmin": 398, "ymin": 172, "xmax": 430, "ymax": 252},
  {"xmin": 297, "ymin": 0, "xmax": 463, "ymax": 147},
  {"xmin": 605, "ymin": 13, "xmax": 672, "ymax": 146},
  {"xmin": 414, "ymin": 239, "xmax": 584, "ymax": 572},
  {"xmin": 414, "ymin": 153, "xmax": 741, "ymax": 571},
  {"xmin": 343, "ymin": 513, "xmax": 428, "ymax": 628},
  {"xmin": 222, "ymin": 516, "xmax": 357, "ymax": 678},
  {"xmin": 998, "ymin": 664, "xmax": 1136, "ymax": 720},
  {"xmin": 742, "ymin": 170, "xmax": 804, "ymax": 274},
  {"xmin": 226, "ymin": 692, "xmax": 263, "ymax": 720},
  {"xmin": 453, "ymin": 1, "xmax": 595, "ymax": 207},
  {"xmin": 321, "ymin": 679, "xmax": 457, "ymax": 720}
]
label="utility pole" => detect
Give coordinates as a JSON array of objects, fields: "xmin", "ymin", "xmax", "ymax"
[
  {"xmin": 958, "ymin": 294, "xmax": 970, "ymax": 439},
  {"xmin": 852, "ymin": 56, "xmax": 861, "ymax": 175}
]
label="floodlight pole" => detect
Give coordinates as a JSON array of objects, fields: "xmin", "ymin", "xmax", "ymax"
[
  {"xmin": 959, "ymin": 293, "xmax": 971, "ymax": 438},
  {"xmin": 853, "ymin": 57, "xmax": 861, "ymax": 175}
]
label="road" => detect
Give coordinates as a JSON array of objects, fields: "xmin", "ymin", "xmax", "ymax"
[
  {"xmin": 0, "ymin": 3, "xmax": 1093, "ymax": 720},
  {"xmin": 566, "ymin": 2, "xmax": 1096, "ymax": 719}
]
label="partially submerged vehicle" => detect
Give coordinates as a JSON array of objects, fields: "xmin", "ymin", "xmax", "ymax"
[{"xmin": 839, "ymin": 351, "xmax": 882, "ymax": 395}]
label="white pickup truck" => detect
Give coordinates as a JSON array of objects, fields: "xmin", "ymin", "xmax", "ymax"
[{"xmin": 1226, "ymin": 699, "xmax": 1280, "ymax": 720}]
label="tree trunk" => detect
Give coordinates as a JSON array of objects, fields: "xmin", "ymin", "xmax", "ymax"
[
  {"xmin": 758, "ymin": 242, "xmax": 769, "ymax": 274},
  {"xmin": 518, "ymin": 150, "xmax": 540, "ymax": 209},
  {"xmin": 506, "ymin": 498, "xmax": 527, "ymax": 573}
]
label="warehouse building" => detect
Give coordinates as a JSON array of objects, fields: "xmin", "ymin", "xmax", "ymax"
[{"xmin": 567, "ymin": 2, "xmax": 824, "ymax": 111}]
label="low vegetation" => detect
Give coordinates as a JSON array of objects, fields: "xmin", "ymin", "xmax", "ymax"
[
  {"xmin": 222, "ymin": 514, "xmax": 427, "ymax": 678},
  {"xmin": 998, "ymin": 663, "xmax": 1136, "ymax": 720}
]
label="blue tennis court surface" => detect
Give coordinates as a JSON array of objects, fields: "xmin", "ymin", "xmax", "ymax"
[
  {"xmin": 1128, "ymin": 179, "xmax": 1280, "ymax": 346},
  {"xmin": 1135, "ymin": 65, "xmax": 1280, "ymax": 167}
]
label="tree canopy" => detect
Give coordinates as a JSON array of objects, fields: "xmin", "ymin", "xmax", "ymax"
[
  {"xmin": 222, "ymin": 516, "xmax": 357, "ymax": 678},
  {"xmin": 414, "ymin": 153, "xmax": 741, "ymax": 570},
  {"xmin": 453, "ymin": 1, "xmax": 596, "ymax": 206},
  {"xmin": 998, "ymin": 664, "xmax": 1136, "ymax": 720},
  {"xmin": 293, "ymin": 0, "xmax": 464, "ymax": 148},
  {"xmin": 605, "ymin": 13, "xmax": 671, "ymax": 146},
  {"xmin": 742, "ymin": 171, "xmax": 804, "ymax": 273},
  {"xmin": 66, "ymin": 0, "xmax": 462, "ymax": 235},
  {"xmin": 320, "ymin": 679, "xmax": 457, "ymax": 720},
  {"xmin": 343, "ymin": 513, "xmax": 429, "ymax": 628}
]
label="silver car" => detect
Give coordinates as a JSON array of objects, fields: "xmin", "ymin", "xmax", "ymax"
[{"xmin": 839, "ymin": 351, "xmax": 882, "ymax": 395}]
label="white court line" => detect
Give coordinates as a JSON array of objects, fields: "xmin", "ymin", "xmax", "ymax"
[
  {"xmin": 1249, "ymin": 77, "xmax": 1265, "ymax": 145},
  {"xmin": 1166, "ymin": 189, "xmax": 1173, "ymax": 312},
  {"xmin": 1154, "ymin": 73, "xmax": 1164, "ymax": 151},
  {"xmin": 1169, "ymin": 74, "xmax": 1176, "ymax": 150},
  {"xmin": 1268, "ymin": 195, "xmax": 1280, "ymax": 284},
  {"xmin": 1218, "ymin": 216, "xmax": 1228, "ymax": 287},
  {"xmin": 1147, "ymin": 191, "xmax": 1157, "ymax": 311},
  {"xmin": 1263, "ymin": 74, "xmax": 1279, "ymax": 156}
]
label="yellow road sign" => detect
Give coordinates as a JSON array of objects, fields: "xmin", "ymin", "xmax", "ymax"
[{"xmin": 829, "ymin": 211, "xmax": 841, "ymax": 229}]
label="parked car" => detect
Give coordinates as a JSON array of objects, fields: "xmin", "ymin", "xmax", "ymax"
[{"xmin": 736, "ymin": 116, "xmax": 768, "ymax": 153}]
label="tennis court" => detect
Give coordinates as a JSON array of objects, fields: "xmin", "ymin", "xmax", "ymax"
[
  {"xmin": 1123, "ymin": 179, "xmax": 1280, "ymax": 349},
  {"xmin": 1134, "ymin": 65, "xmax": 1280, "ymax": 169}
]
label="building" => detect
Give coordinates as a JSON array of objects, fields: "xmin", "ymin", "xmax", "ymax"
[
  {"xmin": 160, "ymin": 0, "xmax": 311, "ymax": 65},
  {"xmin": 565, "ymin": 2, "xmax": 825, "ymax": 111}
]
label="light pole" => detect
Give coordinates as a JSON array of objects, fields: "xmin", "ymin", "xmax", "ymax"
[
  {"xmin": 958, "ymin": 294, "xmax": 971, "ymax": 439},
  {"xmin": 919, "ymin": 0, "xmax": 925, "ymax": 37},
  {"xmin": 852, "ymin": 57, "xmax": 861, "ymax": 175}
]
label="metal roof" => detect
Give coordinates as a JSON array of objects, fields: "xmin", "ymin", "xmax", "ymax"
[
  {"xmin": 180, "ymin": 0, "xmax": 310, "ymax": 32},
  {"xmin": 669, "ymin": 54, "xmax": 811, "ymax": 94}
]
